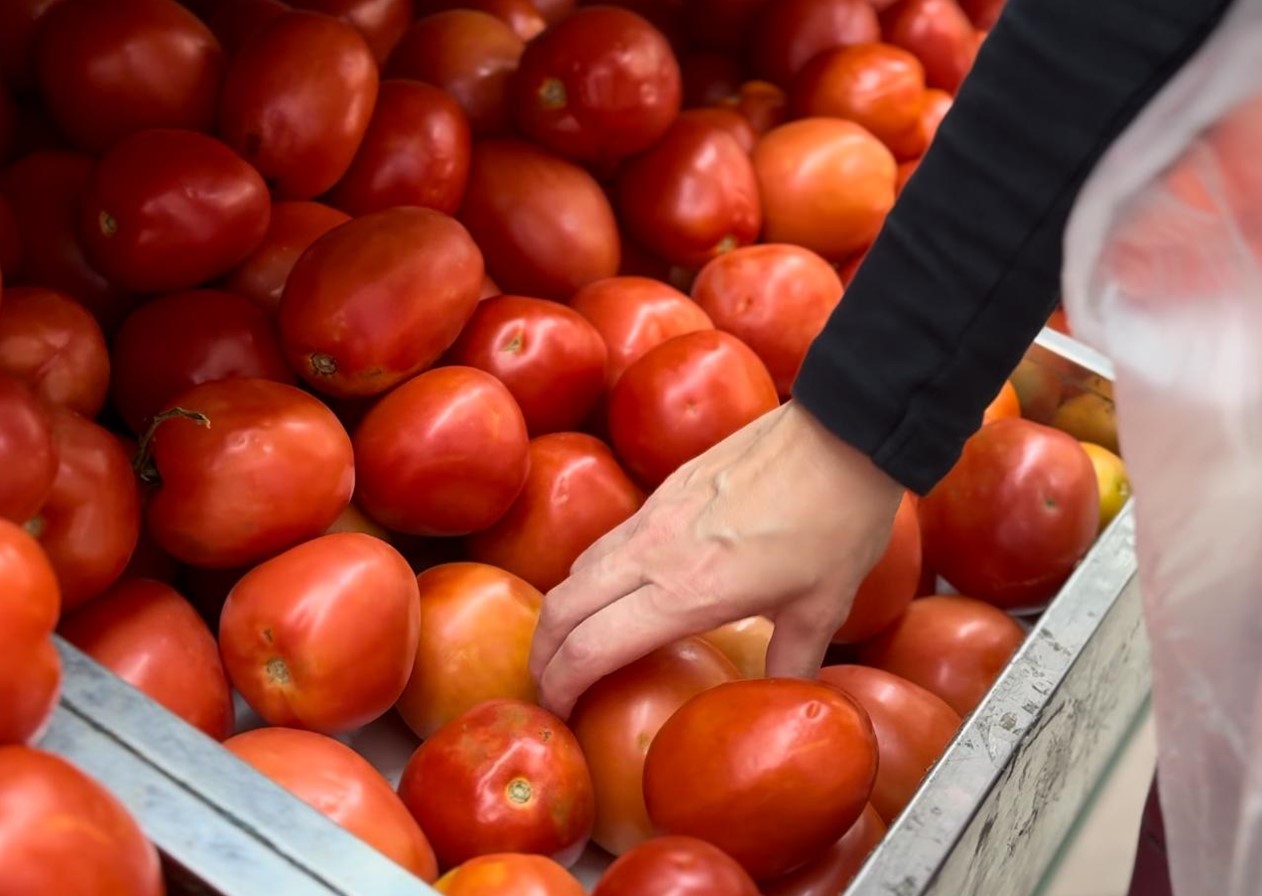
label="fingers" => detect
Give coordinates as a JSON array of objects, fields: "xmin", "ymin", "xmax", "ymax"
[{"xmin": 764, "ymin": 591, "xmax": 849, "ymax": 682}]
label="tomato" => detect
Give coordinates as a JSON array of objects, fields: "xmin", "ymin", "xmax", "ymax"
[
  {"xmin": 1081, "ymin": 443, "xmax": 1130, "ymax": 532},
  {"xmin": 399, "ymin": 698, "xmax": 596, "ymax": 869},
  {"xmin": 109, "ymin": 289, "xmax": 294, "ymax": 435},
  {"xmin": 920, "ymin": 418, "xmax": 1099, "ymax": 610},
  {"xmin": 202, "ymin": 0, "xmax": 289, "ymax": 55},
  {"xmin": 436, "ymin": 854, "xmax": 584, "ymax": 895},
  {"xmin": 223, "ymin": 201, "xmax": 350, "ymax": 314},
  {"xmin": 593, "ymin": 835, "xmax": 760, "ymax": 895},
  {"xmin": 882, "ymin": 0, "xmax": 977, "ymax": 95},
  {"xmin": 459, "ymin": 139, "xmax": 620, "ymax": 300},
  {"xmin": 959, "ymin": 0, "xmax": 1004, "ymax": 30},
  {"xmin": 0, "ymin": 287, "xmax": 108, "ymax": 419},
  {"xmin": 981, "ymin": 379, "xmax": 1020, "ymax": 426},
  {"xmin": 857, "ymin": 595, "xmax": 1026, "ymax": 716},
  {"xmin": 1052, "ymin": 391, "xmax": 1119, "ymax": 454},
  {"xmin": 680, "ymin": 53, "xmax": 743, "ymax": 108},
  {"xmin": 386, "ymin": 12, "xmax": 525, "ymax": 136},
  {"xmin": 420, "ymin": 0, "xmax": 548, "ymax": 42},
  {"xmin": 0, "ymin": 519, "xmax": 59, "ymax": 641},
  {"xmin": 719, "ymin": 80, "xmax": 789, "ymax": 135},
  {"xmin": 466, "ymin": 434, "xmax": 644, "ymax": 593},
  {"xmin": 750, "ymin": 0, "xmax": 879, "ymax": 88},
  {"xmin": 218, "ymin": 11, "xmax": 378, "ymax": 200},
  {"xmin": 395, "ymin": 562, "xmax": 543, "ymax": 740},
  {"xmin": 512, "ymin": 7, "xmax": 681, "ymax": 164},
  {"xmin": 287, "ymin": 0, "xmax": 413, "ymax": 62},
  {"xmin": 608, "ymin": 330, "xmax": 778, "ymax": 488},
  {"xmin": 0, "ymin": 747, "xmax": 163, "ymax": 895},
  {"xmin": 34, "ymin": 0, "xmax": 223, "ymax": 154},
  {"xmin": 225, "ymin": 727, "xmax": 438, "ymax": 881},
  {"xmin": 674, "ymin": 109, "xmax": 757, "ymax": 156},
  {"xmin": 683, "ymin": 0, "xmax": 770, "ymax": 53},
  {"xmin": 280, "ymin": 208, "xmax": 482, "ymax": 398},
  {"xmin": 790, "ymin": 44, "xmax": 926, "ymax": 151},
  {"xmin": 58, "ymin": 578, "xmax": 234, "ymax": 740},
  {"xmin": 0, "ymin": 0, "xmax": 70, "ymax": 94},
  {"xmin": 327, "ymin": 81, "xmax": 471, "ymax": 218},
  {"xmin": 886, "ymin": 86, "xmax": 952, "ymax": 159},
  {"xmin": 141, "ymin": 378, "xmax": 353, "ymax": 568},
  {"xmin": 643, "ymin": 678, "xmax": 878, "ymax": 880},
  {"xmin": 833, "ymin": 491, "xmax": 921, "ymax": 644},
  {"xmin": 698, "ymin": 616, "xmax": 772, "ymax": 679},
  {"xmin": 0, "ymin": 626, "xmax": 59, "ymax": 746},
  {"xmin": 753, "ymin": 118, "xmax": 896, "ymax": 262},
  {"xmin": 0, "ymin": 378, "xmax": 56, "ymax": 524},
  {"xmin": 569, "ymin": 639, "xmax": 738, "ymax": 856},
  {"xmin": 445, "ymin": 296, "xmax": 608, "ymax": 436},
  {"xmin": 691, "ymin": 244, "xmax": 842, "ymax": 396},
  {"xmin": 761, "ymin": 804, "xmax": 885, "ymax": 896}
]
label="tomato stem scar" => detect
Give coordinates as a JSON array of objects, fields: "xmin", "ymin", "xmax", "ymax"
[
  {"xmin": 266, "ymin": 656, "xmax": 291, "ymax": 686},
  {"xmin": 98, "ymin": 211, "xmax": 117, "ymax": 237},
  {"xmin": 132, "ymin": 407, "xmax": 213, "ymax": 486},
  {"xmin": 539, "ymin": 78, "xmax": 567, "ymax": 109},
  {"xmin": 310, "ymin": 353, "xmax": 338, "ymax": 376},
  {"xmin": 506, "ymin": 777, "xmax": 533, "ymax": 805}
]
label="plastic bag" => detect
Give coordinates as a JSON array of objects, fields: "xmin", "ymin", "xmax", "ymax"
[{"xmin": 1062, "ymin": 2, "xmax": 1262, "ymax": 893}]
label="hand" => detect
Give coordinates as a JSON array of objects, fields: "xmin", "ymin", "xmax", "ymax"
[{"xmin": 529, "ymin": 401, "xmax": 906, "ymax": 717}]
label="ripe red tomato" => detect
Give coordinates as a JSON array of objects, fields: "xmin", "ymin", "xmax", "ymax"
[
  {"xmin": 919, "ymin": 418, "xmax": 1099, "ymax": 609},
  {"xmin": 0, "ymin": 286, "xmax": 108, "ymax": 418},
  {"xmin": 436, "ymin": 854, "xmax": 584, "ymax": 895},
  {"xmin": 467, "ymin": 433, "xmax": 645, "ymax": 593},
  {"xmin": 698, "ymin": 615, "xmax": 772, "ymax": 679},
  {"xmin": 833, "ymin": 491, "xmax": 921, "ymax": 644},
  {"xmin": 608, "ymin": 330, "xmax": 778, "ymax": 487},
  {"xmin": 569, "ymin": 276, "xmax": 714, "ymax": 388},
  {"xmin": 959, "ymin": 0, "xmax": 1005, "ymax": 30},
  {"xmin": 857, "ymin": 594, "xmax": 1026, "ymax": 716},
  {"xmin": 218, "ymin": 11, "xmax": 379, "ymax": 199},
  {"xmin": 0, "ymin": 518, "xmax": 59, "ymax": 642},
  {"xmin": 398, "ymin": 698, "xmax": 596, "ymax": 869},
  {"xmin": 618, "ymin": 117, "xmax": 761, "ymax": 269},
  {"xmin": 593, "ymin": 835, "xmax": 761, "ymax": 895},
  {"xmin": 761, "ymin": 804, "xmax": 886, "ymax": 896},
  {"xmin": 643, "ymin": 678, "xmax": 879, "ymax": 880},
  {"xmin": 680, "ymin": 53, "xmax": 743, "ymax": 108},
  {"xmin": 683, "ymin": 0, "xmax": 769, "ymax": 52},
  {"xmin": 0, "ymin": 747, "xmax": 163, "ymax": 895},
  {"xmin": 691, "ymin": 244, "xmax": 842, "ymax": 395},
  {"xmin": 570, "ymin": 638, "xmax": 739, "ymax": 856},
  {"xmin": 220, "ymin": 532, "xmax": 420, "ymax": 733},
  {"xmin": 280, "ymin": 207, "xmax": 483, "ymax": 397},
  {"xmin": 882, "ymin": 0, "xmax": 977, "ymax": 95},
  {"xmin": 59, "ymin": 578, "xmax": 234, "ymax": 740},
  {"xmin": 750, "ymin": 0, "xmax": 880, "ymax": 87},
  {"xmin": 141, "ymin": 378, "xmax": 353, "ymax": 569},
  {"xmin": 34, "ymin": 0, "xmax": 223, "ymax": 154},
  {"xmin": 287, "ymin": 0, "xmax": 413, "ymax": 62},
  {"xmin": 676, "ymin": 107, "xmax": 757, "ymax": 154},
  {"xmin": 459, "ymin": 139, "xmax": 620, "ymax": 300},
  {"xmin": 513, "ymin": 7, "xmax": 681, "ymax": 164},
  {"xmin": 353, "ymin": 366, "xmax": 529, "ymax": 536},
  {"xmin": 202, "ymin": 0, "xmax": 288, "ymax": 55},
  {"xmin": 719, "ymin": 80, "xmax": 789, "ymax": 135},
  {"xmin": 386, "ymin": 12, "xmax": 526, "ymax": 136},
  {"xmin": 395, "ymin": 562, "xmax": 543, "ymax": 739},
  {"xmin": 0, "ymin": 625, "xmax": 59, "ymax": 746},
  {"xmin": 424, "ymin": 0, "xmax": 548, "ymax": 42},
  {"xmin": 884, "ymin": 86, "xmax": 952, "ymax": 160},
  {"xmin": 224, "ymin": 727, "xmax": 438, "ymax": 881},
  {"xmin": 223, "ymin": 201, "xmax": 350, "ymax": 314},
  {"xmin": 791, "ymin": 44, "xmax": 927, "ymax": 151},
  {"xmin": 753, "ymin": 118, "xmax": 897, "ymax": 261},
  {"xmin": 445, "ymin": 296, "xmax": 608, "ymax": 435},
  {"xmin": 0, "ymin": 377, "xmax": 57, "ymax": 524},
  {"xmin": 981, "ymin": 379, "xmax": 1021, "ymax": 426}
]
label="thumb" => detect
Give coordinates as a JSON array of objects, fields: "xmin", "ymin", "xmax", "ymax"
[{"xmin": 764, "ymin": 590, "xmax": 849, "ymax": 681}]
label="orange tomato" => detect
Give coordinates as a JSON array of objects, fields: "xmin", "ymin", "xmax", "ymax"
[
  {"xmin": 791, "ymin": 43, "xmax": 926, "ymax": 150},
  {"xmin": 981, "ymin": 380, "xmax": 1020, "ymax": 425},
  {"xmin": 436, "ymin": 853, "xmax": 584, "ymax": 895}
]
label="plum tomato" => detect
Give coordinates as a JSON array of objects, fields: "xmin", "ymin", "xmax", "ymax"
[
  {"xmin": 0, "ymin": 377, "xmax": 57, "ymax": 524},
  {"xmin": 591, "ymin": 836, "xmax": 761, "ymax": 896},
  {"xmin": 222, "ymin": 201, "xmax": 350, "ymax": 314},
  {"xmin": 0, "ymin": 286, "xmax": 109, "ymax": 418}
]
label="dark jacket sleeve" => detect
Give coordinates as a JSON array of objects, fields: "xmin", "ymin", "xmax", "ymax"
[{"xmin": 792, "ymin": 0, "xmax": 1234, "ymax": 495}]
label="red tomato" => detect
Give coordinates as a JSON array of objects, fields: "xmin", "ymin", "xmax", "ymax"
[
  {"xmin": 719, "ymin": 80, "xmax": 789, "ymax": 135},
  {"xmin": 287, "ymin": 0, "xmax": 413, "ymax": 62},
  {"xmin": 436, "ymin": 854, "xmax": 584, "ymax": 895},
  {"xmin": 398, "ymin": 698, "xmax": 596, "ymax": 869},
  {"xmin": 109, "ymin": 289, "xmax": 294, "ymax": 435},
  {"xmin": 882, "ymin": 0, "xmax": 977, "ymax": 94},
  {"xmin": 202, "ymin": 0, "xmax": 289, "ymax": 55},
  {"xmin": 0, "ymin": 519, "xmax": 59, "ymax": 642},
  {"xmin": 818, "ymin": 665, "xmax": 960, "ymax": 823},
  {"xmin": 750, "ymin": 0, "xmax": 880, "ymax": 87},
  {"xmin": 0, "ymin": 0, "xmax": 71, "ymax": 94},
  {"xmin": 141, "ymin": 378, "xmax": 354, "ymax": 569},
  {"xmin": 680, "ymin": 52, "xmax": 743, "ymax": 108},
  {"xmin": 919, "ymin": 418, "xmax": 1099, "ymax": 609},
  {"xmin": 34, "ymin": 0, "xmax": 223, "ymax": 154},
  {"xmin": 886, "ymin": 86, "xmax": 952, "ymax": 160},
  {"xmin": 0, "ymin": 378, "xmax": 57, "ymax": 524},
  {"xmin": 220, "ymin": 532, "xmax": 420, "ymax": 733},
  {"xmin": 791, "ymin": 44, "xmax": 926, "ymax": 150},
  {"xmin": 395, "ymin": 562, "xmax": 543, "ymax": 739},
  {"xmin": 895, "ymin": 158, "xmax": 920, "ymax": 193},
  {"xmin": 327, "ymin": 80, "xmax": 471, "ymax": 217},
  {"xmin": 280, "ymin": 207, "xmax": 484, "ymax": 398},
  {"xmin": 959, "ymin": 0, "xmax": 1005, "ymax": 30},
  {"xmin": 445, "ymin": 296, "xmax": 608, "ymax": 435},
  {"xmin": 59, "ymin": 578, "xmax": 234, "ymax": 740},
  {"xmin": 683, "ymin": 0, "xmax": 771, "ymax": 52},
  {"xmin": 218, "ymin": 11, "xmax": 378, "ymax": 200},
  {"xmin": 513, "ymin": 7, "xmax": 681, "ymax": 164},
  {"xmin": 0, "ymin": 287, "xmax": 108, "ymax": 418},
  {"xmin": 832, "ymin": 491, "xmax": 921, "ymax": 644},
  {"xmin": 433, "ymin": 0, "xmax": 548, "ymax": 42},
  {"xmin": 981, "ymin": 379, "xmax": 1021, "ymax": 426},
  {"xmin": 386, "ymin": 12, "xmax": 525, "ymax": 136},
  {"xmin": 0, "ymin": 627, "xmax": 59, "ymax": 746},
  {"xmin": 761, "ymin": 804, "xmax": 886, "ymax": 896},
  {"xmin": 643, "ymin": 678, "xmax": 878, "ymax": 880},
  {"xmin": 225, "ymin": 727, "xmax": 439, "ymax": 881},
  {"xmin": 569, "ymin": 276, "xmax": 714, "ymax": 388},
  {"xmin": 223, "ymin": 201, "xmax": 350, "ymax": 314},
  {"xmin": 691, "ymin": 244, "xmax": 842, "ymax": 395},
  {"xmin": 0, "ymin": 747, "xmax": 163, "ymax": 894},
  {"xmin": 467, "ymin": 433, "xmax": 645, "ymax": 593},
  {"xmin": 593, "ymin": 835, "xmax": 760, "ymax": 895},
  {"xmin": 857, "ymin": 594, "xmax": 1026, "ymax": 716},
  {"xmin": 608, "ymin": 330, "xmax": 778, "ymax": 488},
  {"xmin": 532, "ymin": 0, "xmax": 576, "ymax": 22},
  {"xmin": 570, "ymin": 639, "xmax": 739, "ymax": 856},
  {"xmin": 698, "ymin": 616, "xmax": 772, "ymax": 679},
  {"xmin": 459, "ymin": 139, "xmax": 620, "ymax": 300}
]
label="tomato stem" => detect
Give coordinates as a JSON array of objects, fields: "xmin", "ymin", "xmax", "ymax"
[
  {"xmin": 133, "ymin": 407, "xmax": 212, "ymax": 487},
  {"xmin": 539, "ymin": 78, "xmax": 567, "ymax": 110},
  {"xmin": 310, "ymin": 353, "xmax": 338, "ymax": 377}
]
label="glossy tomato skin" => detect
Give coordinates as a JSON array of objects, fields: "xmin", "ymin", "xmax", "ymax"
[
  {"xmin": 445, "ymin": 296, "xmax": 608, "ymax": 435},
  {"xmin": 790, "ymin": 44, "xmax": 926, "ymax": 151},
  {"xmin": 643, "ymin": 678, "xmax": 879, "ymax": 880},
  {"xmin": 436, "ymin": 854, "xmax": 584, "ymax": 895},
  {"xmin": 960, "ymin": 0, "xmax": 1004, "ymax": 30},
  {"xmin": 608, "ymin": 330, "xmax": 778, "ymax": 488},
  {"xmin": 882, "ymin": 0, "xmax": 977, "ymax": 94},
  {"xmin": 833, "ymin": 491, "xmax": 921, "ymax": 643},
  {"xmin": 761, "ymin": 804, "xmax": 886, "ymax": 896},
  {"xmin": 750, "ymin": 0, "xmax": 880, "ymax": 87},
  {"xmin": 287, "ymin": 0, "xmax": 413, "ymax": 62},
  {"xmin": 59, "ymin": 578, "xmax": 234, "ymax": 740},
  {"xmin": 698, "ymin": 615, "xmax": 772, "ymax": 679},
  {"xmin": 224, "ymin": 727, "xmax": 439, "ymax": 881},
  {"xmin": 143, "ymin": 378, "xmax": 354, "ymax": 569},
  {"xmin": 720, "ymin": 80, "xmax": 789, "ymax": 136},
  {"xmin": 467, "ymin": 433, "xmax": 645, "ymax": 593},
  {"xmin": 0, "ymin": 519, "xmax": 59, "ymax": 642},
  {"xmin": 399, "ymin": 698, "xmax": 596, "ymax": 869},
  {"xmin": 220, "ymin": 532, "xmax": 420, "ymax": 733},
  {"xmin": 328, "ymin": 80, "xmax": 472, "ymax": 217},
  {"xmin": 680, "ymin": 52, "xmax": 743, "ymax": 108},
  {"xmin": 919, "ymin": 418, "xmax": 1099, "ymax": 609},
  {"xmin": 570, "ymin": 638, "xmax": 739, "ymax": 856},
  {"xmin": 0, "ymin": 628, "xmax": 60, "ymax": 746},
  {"xmin": 0, "ymin": 287, "xmax": 109, "ymax": 418},
  {"xmin": 593, "ymin": 835, "xmax": 760, "ymax": 895},
  {"xmin": 426, "ymin": 0, "xmax": 548, "ymax": 42},
  {"xmin": 218, "ymin": 10, "xmax": 379, "ymax": 200},
  {"xmin": 396, "ymin": 562, "xmax": 543, "ymax": 739},
  {"xmin": 677, "ymin": 107, "xmax": 757, "ymax": 153},
  {"xmin": 34, "ymin": 0, "xmax": 224, "ymax": 154},
  {"xmin": 459, "ymin": 139, "xmax": 620, "ymax": 300},
  {"xmin": 223, "ymin": 201, "xmax": 350, "ymax": 314},
  {"xmin": 0, "ymin": 378, "xmax": 57, "ymax": 524},
  {"xmin": 512, "ymin": 7, "xmax": 681, "ymax": 164}
]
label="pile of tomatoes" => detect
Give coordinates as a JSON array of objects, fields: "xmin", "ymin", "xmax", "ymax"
[{"xmin": 0, "ymin": 0, "xmax": 1131, "ymax": 893}]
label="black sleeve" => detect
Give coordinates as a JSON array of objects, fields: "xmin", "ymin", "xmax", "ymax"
[{"xmin": 791, "ymin": 0, "xmax": 1235, "ymax": 495}]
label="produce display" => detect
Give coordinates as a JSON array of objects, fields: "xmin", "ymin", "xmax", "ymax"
[{"xmin": 0, "ymin": 0, "xmax": 1132, "ymax": 893}]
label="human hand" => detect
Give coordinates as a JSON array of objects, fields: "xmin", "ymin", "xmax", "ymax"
[{"xmin": 529, "ymin": 401, "xmax": 906, "ymax": 717}]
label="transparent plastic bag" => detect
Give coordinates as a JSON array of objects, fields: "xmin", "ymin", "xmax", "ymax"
[{"xmin": 1062, "ymin": 2, "xmax": 1262, "ymax": 893}]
